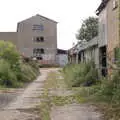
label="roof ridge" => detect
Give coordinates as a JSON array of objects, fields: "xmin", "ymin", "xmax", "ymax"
[{"xmin": 18, "ymin": 14, "xmax": 58, "ymax": 24}]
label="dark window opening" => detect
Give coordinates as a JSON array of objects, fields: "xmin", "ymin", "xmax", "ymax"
[
  {"xmin": 36, "ymin": 37, "xmax": 40, "ymax": 42},
  {"xmin": 40, "ymin": 37, "xmax": 44, "ymax": 42},
  {"xmin": 34, "ymin": 36, "xmax": 44, "ymax": 42},
  {"xmin": 99, "ymin": 46, "xmax": 107, "ymax": 77},
  {"xmin": 41, "ymin": 48, "xmax": 44, "ymax": 54},
  {"xmin": 37, "ymin": 56, "xmax": 43, "ymax": 60},
  {"xmin": 33, "ymin": 48, "xmax": 45, "ymax": 54}
]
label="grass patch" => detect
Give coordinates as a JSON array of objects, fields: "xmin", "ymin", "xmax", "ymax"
[
  {"xmin": 38, "ymin": 70, "xmax": 86, "ymax": 120},
  {"xmin": 63, "ymin": 62, "xmax": 98, "ymax": 88},
  {"xmin": 50, "ymin": 94, "xmax": 86, "ymax": 106},
  {"xmin": 63, "ymin": 63, "xmax": 120, "ymax": 119},
  {"xmin": 72, "ymin": 83, "xmax": 120, "ymax": 120},
  {"xmin": 39, "ymin": 89, "xmax": 51, "ymax": 120},
  {"xmin": 38, "ymin": 72, "xmax": 58, "ymax": 120},
  {"xmin": 39, "ymin": 90, "xmax": 86, "ymax": 120},
  {"xmin": 44, "ymin": 71, "xmax": 67, "ymax": 89},
  {"xmin": 43, "ymin": 72, "xmax": 58, "ymax": 89}
]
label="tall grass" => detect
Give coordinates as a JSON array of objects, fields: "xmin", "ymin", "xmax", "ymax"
[
  {"xmin": 69, "ymin": 66, "xmax": 120, "ymax": 119},
  {"xmin": 63, "ymin": 62, "xmax": 98, "ymax": 88}
]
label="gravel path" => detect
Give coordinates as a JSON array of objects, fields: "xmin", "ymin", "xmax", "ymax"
[{"xmin": 0, "ymin": 68, "xmax": 54, "ymax": 120}]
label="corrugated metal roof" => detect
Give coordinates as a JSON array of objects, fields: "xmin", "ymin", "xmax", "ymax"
[
  {"xmin": 69, "ymin": 37, "xmax": 98, "ymax": 54},
  {"xmin": 96, "ymin": 0, "xmax": 110, "ymax": 15}
]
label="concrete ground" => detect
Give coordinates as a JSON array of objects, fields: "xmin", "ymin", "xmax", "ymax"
[
  {"xmin": 0, "ymin": 69, "xmax": 53, "ymax": 120},
  {"xmin": 51, "ymin": 104, "xmax": 102, "ymax": 120},
  {"xmin": 50, "ymin": 69, "xmax": 103, "ymax": 120},
  {"xmin": 0, "ymin": 68, "xmax": 103, "ymax": 120}
]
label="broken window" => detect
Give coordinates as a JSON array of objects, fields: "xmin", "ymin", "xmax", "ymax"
[
  {"xmin": 36, "ymin": 56, "xmax": 43, "ymax": 60},
  {"xmin": 41, "ymin": 48, "xmax": 44, "ymax": 54},
  {"xmin": 33, "ymin": 36, "xmax": 44, "ymax": 42},
  {"xmin": 33, "ymin": 48, "xmax": 45, "ymax": 54}
]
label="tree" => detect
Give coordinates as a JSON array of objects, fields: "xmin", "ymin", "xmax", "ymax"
[
  {"xmin": 0, "ymin": 40, "xmax": 20, "ymax": 65},
  {"xmin": 76, "ymin": 17, "xmax": 98, "ymax": 41}
]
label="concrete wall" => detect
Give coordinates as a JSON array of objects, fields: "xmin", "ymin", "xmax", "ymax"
[
  {"xmin": 96, "ymin": 0, "xmax": 120, "ymax": 76},
  {"xmin": 83, "ymin": 46, "xmax": 99, "ymax": 68},
  {"xmin": 98, "ymin": 8, "xmax": 107, "ymax": 47},
  {"xmin": 0, "ymin": 32, "xmax": 17, "ymax": 46},
  {"xmin": 17, "ymin": 15, "xmax": 57, "ymax": 64},
  {"xmin": 107, "ymin": 0, "xmax": 119, "ymax": 59}
]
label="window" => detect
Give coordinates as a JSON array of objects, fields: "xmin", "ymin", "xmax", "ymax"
[
  {"xmin": 37, "ymin": 56, "xmax": 43, "ymax": 60},
  {"xmin": 40, "ymin": 37, "xmax": 44, "ymax": 42},
  {"xmin": 41, "ymin": 48, "xmax": 44, "ymax": 54},
  {"xmin": 33, "ymin": 48, "xmax": 45, "ymax": 54},
  {"xmin": 36, "ymin": 37, "xmax": 40, "ymax": 42},
  {"xmin": 33, "ymin": 36, "xmax": 44, "ymax": 42},
  {"xmin": 32, "ymin": 24, "xmax": 44, "ymax": 31}
]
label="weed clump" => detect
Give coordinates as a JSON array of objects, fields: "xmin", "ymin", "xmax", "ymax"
[{"xmin": 63, "ymin": 62, "xmax": 98, "ymax": 87}]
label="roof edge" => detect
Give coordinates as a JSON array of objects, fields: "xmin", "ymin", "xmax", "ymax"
[
  {"xmin": 36, "ymin": 14, "xmax": 58, "ymax": 23},
  {"xmin": 18, "ymin": 14, "xmax": 58, "ymax": 24},
  {"xmin": 96, "ymin": 0, "xmax": 109, "ymax": 15}
]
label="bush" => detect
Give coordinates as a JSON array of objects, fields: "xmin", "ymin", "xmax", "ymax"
[
  {"xmin": 27, "ymin": 60, "xmax": 40, "ymax": 75},
  {"xmin": 19, "ymin": 63, "xmax": 38, "ymax": 82},
  {"xmin": 0, "ymin": 41, "xmax": 40, "ymax": 88},
  {"xmin": 94, "ymin": 71, "xmax": 120, "ymax": 103},
  {"xmin": 63, "ymin": 61, "xmax": 98, "ymax": 87},
  {"xmin": 0, "ymin": 40, "xmax": 20, "ymax": 65},
  {"xmin": 0, "ymin": 60, "xmax": 20, "ymax": 87}
]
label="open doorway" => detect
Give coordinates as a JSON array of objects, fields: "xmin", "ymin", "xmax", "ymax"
[{"xmin": 99, "ymin": 46, "xmax": 107, "ymax": 77}]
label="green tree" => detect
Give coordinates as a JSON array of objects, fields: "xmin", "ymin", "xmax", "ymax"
[
  {"xmin": 76, "ymin": 17, "xmax": 98, "ymax": 41},
  {"xmin": 0, "ymin": 40, "xmax": 20, "ymax": 65}
]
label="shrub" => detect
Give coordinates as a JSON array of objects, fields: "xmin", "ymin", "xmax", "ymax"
[
  {"xmin": 20, "ymin": 63, "xmax": 37, "ymax": 82},
  {"xmin": 27, "ymin": 60, "xmax": 40, "ymax": 75},
  {"xmin": 0, "ymin": 59, "xmax": 40, "ymax": 87},
  {"xmin": 0, "ymin": 60, "xmax": 20, "ymax": 87},
  {"xmin": 63, "ymin": 61, "xmax": 98, "ymax": 87},
  {"xmin": 13, "ymin": 59, "xmax": 40, "ymax": 83},
  {"xmin": 0, "ymin": 40, "xmax": 20, "ymax": 65},
  {"xmin": 0, "ymin": 41, "xmax": 40, "ymax": 88},
  {"xmin": 94, "ymin": 71, "xmax": 120, "ymax": 103}
]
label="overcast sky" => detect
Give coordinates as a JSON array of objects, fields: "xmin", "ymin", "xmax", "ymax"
[{"xmin": 0, "ymin": 0, "xmax": 101, "ymax": 50}]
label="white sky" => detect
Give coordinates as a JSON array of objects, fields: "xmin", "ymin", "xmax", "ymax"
[{"xmin": 0, "ymin": 0, "xmax": 101, "ymax": 50}]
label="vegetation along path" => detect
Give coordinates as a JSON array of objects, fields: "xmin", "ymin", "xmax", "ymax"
[
  {"xmin": 0, "ymin": 68, "xmax": 103, "ymax": 120},
  {"xmin": 0, "ymin": 69, "xmax": 54, "ymax": 120},
  {"xmin": 40, "ymin": 68, "xmax": 103, "ymax": 120}
]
